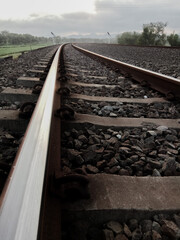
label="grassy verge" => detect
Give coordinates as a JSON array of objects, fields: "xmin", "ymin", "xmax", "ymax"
[{"xmin": 0, "ymin": 43, "xmax": 52, "ymax": 58}]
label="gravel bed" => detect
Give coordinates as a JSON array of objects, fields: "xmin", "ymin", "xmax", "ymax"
[
  {"xmin": 0, "ymin": 100, "xmax": 20, "ymax": 110},
  {"xmin": 63, "ymin": 98, "xmax": 180, "ymax": 119},
  {"xmin": 0, "ymin": 46, "xmax": 57, "ymax": 90},
  {"xmin": 70, "ymin": 85, "xmax": 162, "ymax": 98},
  {"xmin": 0, "ymin": 128, "xmax": 23, "ymax": 194},
  {"xmin": 66, "ymin": 67, "xmax": 121, "ymax": 85},
  {"xmin": 62, "ymin": 213, "xmax": 180, "ymax": 240},
  {"xmin": 61, "ymin": 125, "xmax": 180, "ymax": 177},
  {"xmin": 64, "ymin": 45, "xmax": 118, "ymax": 85},
  {"xmin": 76, "ymin": 44, "xmax": 180, "ymax": 78},
  {"xmin": 64, "ymin": 45, "xmax": 174, "ymax": 100}
]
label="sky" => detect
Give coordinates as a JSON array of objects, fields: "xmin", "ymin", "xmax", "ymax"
[{"xmin": 0, "ymin": 0, "xmax": 180, "ymax": 38}]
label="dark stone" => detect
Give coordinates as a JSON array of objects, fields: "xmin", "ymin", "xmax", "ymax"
[
  {"xmin": 173, "ymin": 214, "xmax": 180, "ymax": 228},
  {"xmin": 132, "ymin": 228, "xmax": 142, "ymax": 240},
  {"xmin": 128, "ymin": 219, "xmax": 139, "ymax": 231},
  {"xmin": 144, "ymin": 136, "xmax": 155, "ymax": 144},
  {"xmin": 118, "ymin": 168, "xmax": 130, "ymax": 176},
  {"xmin": 103, "ymin": 151, "xmax": 114, "ymax": 160},
  {"xmin": 119, "ymin": 147, "xmax": 131, "ymax": 156},
  {"xmin": 162, "ymin": 158, "xmax": 177, "ymax": 176},
  {"xmin": 130, "ymin": 155, "xmax": 139, "ymax": 162},
  {"xmin": 107, "ymin": 158, "xmax": 119, "ymax": 167},
  {"xmin": 64, "ymin": 131, "xmax": 71, "ymax": 137},
  {"xmin": 152, "ymin": 169, "xmax": 161, "ymax": 177},
  {"xmin": 74, "ymin": 155, "xmax": 84, "ymax": 165},
  {"xmin": 152, "ymin": 221, "xmax": 161, "ymax": 234},
  {"xmin": 86, "ymin": 129, "xmax": 96, "ymax": 136},
  {"xmin": 103, "ymin": 229, "xmax": 114, "ymax": 240},
  {"xmin": 142, "ymin": 231, "xmax": 152, "ymax": 240},
  {"xmin": 106, "ymin": 221, "xmax": 123, "ymax": 234},
  {"xmin": 82, "ymin": 150, "xmax": 97, "ymax": 162},
  {"xmin": 104, "ymin": 134, "xmax": 112, "ymax": 140},
  {"xmin": 152, "ymin": 230, "xmax": 162, "ymax": 240},
  {"xmin": 86, "ymin": 164, "xmax": 99, "ymax": 174},
  {"xmin": 67, "ymin": 149, "xmax": 81, "ymax": 161},
  {"xmin": 162, "ymin": 220, "xmax": 180, "ymax": 239},
  {"xmin": 148, "ymin": 160, "xmax": 162, "ymax": 169},
  {"xmin": 131, "ymin": 146, "xmax": 143, "ymax": 152},
  {"xmin": 166, "ymin": 134, "xmax": 177, "ymax": 142},
  {"xmin": 167, "ymin": 148, "xmax": 178, "ymax": 155},
  {"xmin": 140, "ymin": 220, "xmax": 152, "ymax": 233},
  {"xmin": 95, "ymin": 147, "xmax": 105, "ymax": 153},
  {"xmin": 96, "ymin": 160, "xmax": 107, "ymax": 170},
  {"xmin": 109, "ymin": 166, "xmax": 121, "ymax": 174},
  {"xmin": 62, "ymin": 166, "xmax": 72, "ymax": 175},
  {"xmin": 154, "ymin": 102, "xmax": 164, "ymax": 110},
  {"xmin": 71, "ymin": 128, "xmax": 79, "ymax": 138},
  {"xmin": 153, "ymin": 214, "xmax": 170, "ymax": 223},
  {"xmin": 115, "ymin": 234, "xmax": 128, "ymax": 240},
  {"xmin": 74, "ymin": 139, "xmax": 83, "ymax": 149},
  {"xmin": 78, "ymin": 135, "xmax": 88, "ymax": 144},
  {"xmin": 149, "ymin": 150, "xmax": 158, "ymax": 158},
  {"xmin": 107, "ymin": 137, "xmax": 118, "ymax": 145},
  {"xmin": 92, "ymin": 135, "xmax": 101, "ymax": 144},
  {"xmin": 123, "ymin": 223, "xmax": 132, "ymax": 238}
]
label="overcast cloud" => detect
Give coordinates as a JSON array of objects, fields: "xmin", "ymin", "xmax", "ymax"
[{"xmin": 0, "ymin": 0, "xmax": 180, "ymax": 38}]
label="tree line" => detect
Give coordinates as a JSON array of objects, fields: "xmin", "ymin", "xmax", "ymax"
[
  {"xmin": 0, "ymin": 31, "xmax": 106, "ymax": 46},
  {"xmin": 117, "ymin": 22, "xmax": 180, "ymax": 47},
  {"xmin": 0, "ymin": 31, "xmax": 52, "ymax": 45}
]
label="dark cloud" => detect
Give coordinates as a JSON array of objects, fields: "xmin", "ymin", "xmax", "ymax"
[{"xmin": 0, "ymin": 0, "xmax": 179, "ymax": 38}]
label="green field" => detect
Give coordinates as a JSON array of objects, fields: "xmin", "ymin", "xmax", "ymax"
[{"xmin": 0, "ymin": 44, "xmax": 52, "ymax": 58}]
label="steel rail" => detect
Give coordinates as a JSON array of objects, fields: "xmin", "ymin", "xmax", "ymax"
[
  {"xmin": 72, "ymin": 44, "xmax": 180, "ymax": 98},
  {"xmin": 0, "ymin": 45, "xmax": 62, "ymax": 240}
]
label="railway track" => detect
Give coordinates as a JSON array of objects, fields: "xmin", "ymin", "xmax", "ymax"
[{"xmin": 0, "ymin": 43, "xmax": 180, "ymax": 239}]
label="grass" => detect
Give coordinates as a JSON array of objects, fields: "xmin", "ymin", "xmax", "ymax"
[{"xmin": 0, "ymin": 43, "xmax": 52, "ymax": 58}]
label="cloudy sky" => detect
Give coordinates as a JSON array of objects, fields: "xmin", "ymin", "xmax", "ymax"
[{"xmin": 0, "ymin": 0, "xmax": 180, "ymax": 38}]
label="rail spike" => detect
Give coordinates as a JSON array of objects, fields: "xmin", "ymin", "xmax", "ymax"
[
  {"xmin": 166, "ymin": 91, "xmax": 175, "ymax": 100},
  {"xmin": 51, "ymin": 168, "xmax": 90, "ymax": 201},
  {"xmin": 54, "ymin": 105, "xmax": 75, "ymax": 120},
  {"xmin": 56, "ymin": 87, "xmax": 70, "ymax": 96},
  {"xmin": 32, "ymin": 83, "xmax": 43, "ymax": 94},
  {"xmin": 19, "ymin": 102, "xmax": 36, "ymax": 119}
]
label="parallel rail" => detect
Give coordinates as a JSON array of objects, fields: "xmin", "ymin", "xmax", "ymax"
[
  {"xmin": 73, "ymin": 44, "xmax": 180, "ymax": 99},
  {"xmin": 0, "ymin": 45, "xmax": 62, "ymax": 240}
]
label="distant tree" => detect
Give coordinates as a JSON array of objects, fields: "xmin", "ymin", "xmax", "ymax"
[
  {"xmin": 167, "ymin": 33, "xmax": 180, "ymax": 46},
  {"xmin": 139, "ymin": 22, "xmax": 167, "ymax": 46},
  {"xmin": 0, "ymin": 33, "xmax": 6, "ymax": 45},
  {"xmin": 117, "ymin": 32, "xmax": 140, "ymax": 45},
  {"xmin": 0, "ymin": 31, "xmax": 53, "ymax": 46},
  {"xmin": 0, "ymin": 31, "xmax": 9, "ymax": 44}
]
